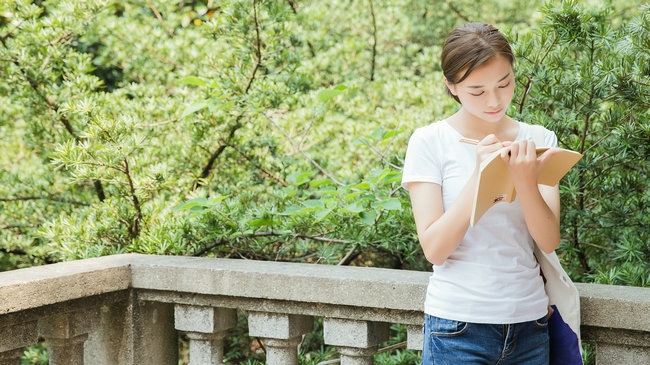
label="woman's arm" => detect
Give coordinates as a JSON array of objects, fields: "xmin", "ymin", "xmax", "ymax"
[
  {"xmin": 408, "ymin": 135, "xmax": 507, "ymax": 265},
  {"xmin": 501, "ymin": 140, "xmax": 561, "ymax": 253}
]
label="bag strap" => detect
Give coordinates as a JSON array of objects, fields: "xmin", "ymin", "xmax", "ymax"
[{"xmin": 530, "ymin": 124, "xmax": 546, "ymax": 146}]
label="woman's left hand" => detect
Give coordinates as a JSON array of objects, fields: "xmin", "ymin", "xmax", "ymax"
[{"xmin": 500, "ymin": 140, "xmax": 557, "ymax": 190}]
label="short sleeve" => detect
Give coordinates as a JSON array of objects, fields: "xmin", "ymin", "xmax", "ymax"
[
  {"xmin": 544, "ymin": 128, "xmax": 558, "ymax": 148},
  {"xmin": 400, "ymin": 128, "xmax": 442, "ymax": 191}
]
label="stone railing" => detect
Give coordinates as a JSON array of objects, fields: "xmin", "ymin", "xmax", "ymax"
[{"xmin": 0, "ymin": 254, "xmax": 648, "ymax": 365}]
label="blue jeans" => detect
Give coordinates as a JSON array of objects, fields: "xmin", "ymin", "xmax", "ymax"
[{"xmin": 422, "ymin": 314, "xmax": 550, "ymax": 365}]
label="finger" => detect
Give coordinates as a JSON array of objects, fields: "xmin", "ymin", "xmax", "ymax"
[
  {"xmin": 527, "ymin": 140, "xmax": 536, "ymax": 160},
  {"xmin": 478, "ymin": 134, "xmax": 500, "ymax": 146},
  {"xmin": 538, "ymin": 147, "xmax": 561, "ymax": 165},
  {"xmin": 500, "ymin": 146, "xmax": 511, "ymax": 162},
  {"xmin": 510, "ymin": 141, "xmax": 519, "ymax": 159}
]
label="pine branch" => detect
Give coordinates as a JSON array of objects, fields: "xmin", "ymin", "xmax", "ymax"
[
  {"xmin": 148, "ymin": 1, "xmax": 176, "ymax": 38},
  {"xmin": 193, "ymin": 0, "xmax": 264, "ymax": 191},
  {"xmin": 122, "ymin": 159, "xmax": 142, "ymax": 238},
  {"xmin": 0, "ymin": 224, "xmax": 41, "ymax": 230},
  {"xmin": 222, "ymin": 139, "xmax": 289, "ymax": 186},
  {"xmin": 0, "ymin": 196, "xmax": 90, "ymax": 206},
  {"xmin": 1, "ymin": 48, "xmax": 107, "ymax": 202},
  {"xmin": 447, "ymin": 2, "xmax": 470, "ymax": 22},
  {"xmin": 368, "ymin": 0, "xmax": 377, "ymax": 81},
  {"xmin": 260, "ymin": 111, "xmax": 343, "ymax": 186}
]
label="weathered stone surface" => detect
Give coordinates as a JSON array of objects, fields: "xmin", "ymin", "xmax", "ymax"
[
  {"xmin": 38, "ymin": 308, "xmax": 99, "ymax": 339},
  {"xmin": 576, "ymin": 283, "xmax": 650, "ymax": 332},
  {"xmin": 185, "ymin": 333, "xmax": 226, "ymax": 365},
  {"xmin": 0, "ymin": 348, "xmax": 26, "ymax": 365},
  {"xmin": 248, "ymin": 312, "xmax": 313, "ymax": 339},
  {"xmin": 406, "ymin": 324, "xmax": 423, "ymax": 350},
  {"xmin": 594, "ymin": 343, "xmax": 650, "ymax": 365},
  {"xmin": 323, "ymin": 318, "xmax": 389, "ymax": 348},
  {"xmin": 0, "ymin": 254, "xmax": 648, "ymax": 364},
  {"xmin": 174, "ymin": 305, "xmax": 236, "ymax": 333},
  {"xmin": 85, "ymin": 292, "xmax": 178, "ymax": 365},
  {"xmin": 128, "ymin": 255, "xmax": 431, "ymax": 311},
  {"xmin": 262, "ymin": 337, "xmax": 302, "ymax": 365},
  {"xmin": 0, "ymin": 255, "xmax": 132, "ymax": 315},
  {"xmin": 0, "ymin": 322, "xmax": 37, "ymax": 352}
]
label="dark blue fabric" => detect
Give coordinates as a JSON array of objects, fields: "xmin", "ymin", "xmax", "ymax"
[
  {"xmin": 422, "ymin": 314, "xmax": 550, "ymax": 364},
  {"xmin": 548, "ymin": 305, "xmax": 583, "ymax": 365}
]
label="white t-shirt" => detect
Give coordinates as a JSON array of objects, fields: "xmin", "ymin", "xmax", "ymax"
[{"xmin": 401, "ymin": 119, "xmax": 557, "ymax": 324}]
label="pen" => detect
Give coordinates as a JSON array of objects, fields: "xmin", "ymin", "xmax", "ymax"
[{"xmin": 459, "ymin": 138, "xmax": 479, "ymax": 145}]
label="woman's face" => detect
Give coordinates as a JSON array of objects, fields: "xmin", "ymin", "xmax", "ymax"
[{"xmin": 446, "ymin": 54, "xmax": 515, "ymax": 123}]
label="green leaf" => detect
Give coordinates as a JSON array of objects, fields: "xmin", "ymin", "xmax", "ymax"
[
  {"xmin": 344, "ymin": 202, "xmax": 364, "ymax": 213},
  {"xmin": 181, "ymin": 101, "xmax": 208, "ymax": 119},
  {"xmin": 288, "ymin": 171, "xmax": 314, "ymax": 186},
  {"xmin": 372, "ymin": 198, "xmax": 401, "ymax": 211},
  {"xmin": 313, "ymin": 208, "xmax": 332, "ymax": 222},
  {"xmin": 180, "ymin": 77, "xmax": 206, "ymax": 86},
  {"xmin": 350, "ymin": 182, "xmax": 371, "ymax": 190},
  {"xmin": 279, "ymin": 205, "xmax": 302, "ymax": 215},
  {"xmin": 352, "ymin": 137, "xmax": 369, "ymax": 146},
  {"xmin": 317, "ymin": 84, "xmax": 348, "ymax": 102},
  {"xmin": 345, "ymin": 191, "xmax": 364, "ymax": 201},
  {"xmin": 208, "ymin": 100, "xmax": 235, "ymax": 112},
  {"xmin": 310, "ymin": 178, "xmax": 333, "ymax": 187},
  {"xmin": 303, "ymin": 199, "xmax": 325, "ymax": 209},
  {"xmin": 381, "ymin": 172, "xmax": 402, "ymax": 184},
  {"xmin": 359, "ymin": 210, "xmax": 377, "ymax": 225},
  {"xmin": 173, "ymin": 197, "xmax": 209, "ymax": 211},
  {"xmin": 209, "ymin": 195, "xmax": 229, "ymax": 205},
  {"xmin": 249, "ymin": 219, "xmax": 280, "ymax": 227},
  {"xmin": 317, "ymin": 89, "xmax": 343, "ymax": 102},
  {"xmin": 370, "ymin": 127, "xmax": 383, "ymax": 140}
]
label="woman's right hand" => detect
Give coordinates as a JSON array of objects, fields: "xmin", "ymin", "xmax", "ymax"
[{"xmin": 476, "ymin": 134, "xmax": 511, "ymax": 169}]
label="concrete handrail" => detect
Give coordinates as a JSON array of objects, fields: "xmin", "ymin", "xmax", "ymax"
[{"xmin": 0, "ymin": 254, "xmax": 648, "ymax": 364}]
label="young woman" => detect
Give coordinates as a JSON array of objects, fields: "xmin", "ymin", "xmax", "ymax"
[{"xmin": 401, "ymin": 23, "xmax": 560, "ymax": 364}]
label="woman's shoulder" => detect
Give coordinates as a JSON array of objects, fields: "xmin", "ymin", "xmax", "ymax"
[
  {"xmin": 411, "ymin": 120, "xmax": 454, "ymax": 140},
  {"xmin": 515, "ymin": 120, "xmax": 558, "ymax": 147}
]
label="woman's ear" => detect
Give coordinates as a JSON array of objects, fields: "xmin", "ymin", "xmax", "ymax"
[{"xmin": 443, "ymin": 77, "xmax": 457, "ymax": 96}]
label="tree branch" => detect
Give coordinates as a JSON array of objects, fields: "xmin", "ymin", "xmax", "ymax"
[
  {"xmin": 368, "ymin": 0, "xmax": 377, "ymax": 81},
  {"xmin": 193, "ymin": 0, "xmax": 264, "ymax": 191},
  {"xmin": 3, "ymin": 52, "xmax": 106, "ymax": 202},
  {"xmin": 147, "ymin": 1, "xmax": 176, "ymax": 38},
  {"xmin": 447, "ymin": 2, "xmax": 470, "ymax": 22},
  {"xmin": 122, "ymin": 158, "xmax": 142, "ymax": 238},
  {"xmin": 338, "ymin": 244, "xmax": 359, "ymax": 265},
  {"xmin": 0, "ymin": 196, "xmax": 90, "ymax": 206},
  {"xmin": 0, "ymin": 224, "xmax": 41, "ymax": 230},
  {"xmin": 222, "ymin": 139, "xmax": 289, "ymax": 186},
  {"xmin": 260, "ymin": 111, "xmax": 343, "ymax": 186}
]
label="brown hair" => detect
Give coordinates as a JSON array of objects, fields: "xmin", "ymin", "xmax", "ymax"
[{"xmin": 441, "ymin": 23, "xmax": 514, "ymax": 103}]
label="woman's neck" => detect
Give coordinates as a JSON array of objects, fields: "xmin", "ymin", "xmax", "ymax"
[{"xmin": 446, "ymin": 108, "xmax": 519, "ymax": 142}]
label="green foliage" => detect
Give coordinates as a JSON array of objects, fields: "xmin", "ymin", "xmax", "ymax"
[
  {"xmin": 511, "ymin": 1, "xmax": 649, "ymax": 285},
  {"xmin": 1, "ymin": 0, "xmax": 648, "ymax": 363}
]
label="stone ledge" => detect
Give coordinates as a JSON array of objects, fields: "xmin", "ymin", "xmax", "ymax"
[
  {"xmin": 0, "ymin": 255, "xmax": 135, "ymax": 315},
  {"xmin": 576, "ymin": 283, "xmax": 650, "ymax": 332},
  {"xmin": 128, "ymin": 255, "xmax": 431, "ymax": 311},
  {"xmin": 0, "ymin": 254, "xmax": 648, "ymax": 336}
]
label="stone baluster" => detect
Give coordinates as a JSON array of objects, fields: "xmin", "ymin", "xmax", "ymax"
[
  {"xmin": 406, "ymin": 324, "xmax": 423, "ymax": 351},
  {"xmin": 323, "ymin": 318, "xmax": 389, "ymax": 365},
  {"xmin": 38, "ymin": 308, "xmax": 99, "ymax": 365},
  {"xmin": 247, "ymin": 312, "xmax": 313, "ymax": 365},
  {"xmin": 174, "ymin": 305, "xmax": 237, "ymax": 365},
  {"xmin": 583, "ymin": 327, "xmax": 650, "ymax": 365},
  {"xmin": 0, "ymin": 322, "xmax": 38, "ymax": 365}
]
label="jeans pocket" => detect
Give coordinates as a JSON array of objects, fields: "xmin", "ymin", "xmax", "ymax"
[
  {"xmin": 430, "ymin": 316, "xmax": 468, "ymax": 337},
  {"xmin": 534, "ymin": 315, "xmax": 549, "ymax": 328}
]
